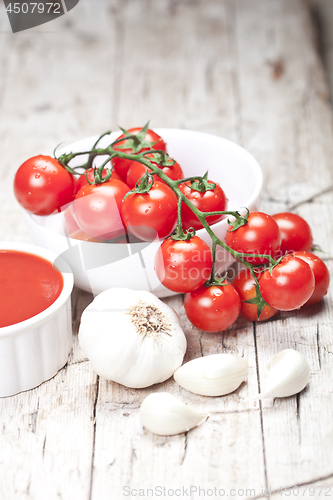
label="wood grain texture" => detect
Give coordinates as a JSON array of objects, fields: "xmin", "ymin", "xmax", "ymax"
[
  {"xmin": 0, "ymin": 0, "xmax": 333, "ymax": 498},
  {"xmin": 310, "ymin": 0, "xmax": 333, "ymax": 104}
]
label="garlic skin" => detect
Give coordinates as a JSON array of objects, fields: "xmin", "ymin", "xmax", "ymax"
[
  {"xmin": 247, "ymin": 349, "xmax": 310, "ymax": 401},
  {"xmin": 174, "ymin": 354, "xmax": 248, "ymax": 396},
  {"xmin": 139, "ymin": 392, "xmax": 207, "ymax": 436},
  {"xmin": 78, "ymin": 288, "xmax": 186, "ymax": 388}
]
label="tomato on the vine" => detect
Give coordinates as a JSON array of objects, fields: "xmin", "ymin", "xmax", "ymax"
[
  {"xmin": 126, "ymin": 154, "xmax": 184, "ymax": 189},
  {"xmin": 293, "ymin": 251, "xmax": 330, "ymax": 305},
  {"xmin": 179, "ymin": 178, "xmax": 228, "ymax": 230},
  {"xmin": 112, "ymin": 125, "xmax": 167, "ymax": 181},
  {"xmin": 232, "ymin": 268, "xmax": 278, "ymax": 321},
  {"xmin": 14, "ymin": 155, "xmax": 76, "ymax": 216},
  {"xmin": 121, "ymin": 179, "xmax": 178, "ymax": 241},
  {"xmin": 73, "ymin": 178, "xmax": 129, "ymax": 240},
  {"xmin": 259, "ymin": 254, "xmax": 315, "ymax": 311},
  {"xmin": 226, "ymin": 211, "xmax": 281, "ymax": 265},
  {"xmin": 272, "ymin": 212, "xmax": 313, "ymax": 254},
  {"xmin": 154, "ymin": 236, "xmax": 213, "ymax": 293},
  {"xmin": 184, "ymin": 282, "xmax": 241, "ymax": 333},
  {"xmin": 76, "ymin": 167, "xmax": 124, "ymax": 193}
]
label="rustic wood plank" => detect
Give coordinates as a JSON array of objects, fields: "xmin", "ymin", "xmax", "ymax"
[
  {"xmin": 89, "ymin": 1, "xmax": 265, "ymax": 496},
  {"xmin": 270, "ymin": 476, "xmax": 333, "ymax": 498},
  {"xmin": 232, "ymin": 0, "xmax": 333, "ymax": 210},
  {"xmin": 233, "ymin": 0, "xmax": 333, "ymax": 491},
  {"xmin": 114, "ymin": 0, "xmax": 238, "ymax": 140},
  {"xmin": 0, "ymin": 362, "xmax": 97, "ymax": 500},
  {"xmin": 91, "ymin": 299, "xmax": 264, "ymax": 497},
  {"xmin": 310, "ymin": 0, "xmax": 333, "ymax": 104},
  {"xmin": 0, "ymin": 3, "xmax": 114, "ymax": 499}
]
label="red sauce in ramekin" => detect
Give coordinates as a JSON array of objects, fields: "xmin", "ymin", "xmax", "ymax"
[{"xmin": 0, "ymin": 250, "xmax": 63, "ymax": 328}]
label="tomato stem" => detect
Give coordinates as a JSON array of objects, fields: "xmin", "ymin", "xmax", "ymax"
[{"xmin": 173, "ymin": 196, "xmax": 186, "ymax": 240}]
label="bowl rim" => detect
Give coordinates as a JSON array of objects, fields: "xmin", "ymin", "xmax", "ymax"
[
  {"xmin": 51, "ymin": 128, "xmax": 263, "ymax": 241},
  {"xmin": 0, "ymin": 242, "xmax": 74, "ymax": 337}
]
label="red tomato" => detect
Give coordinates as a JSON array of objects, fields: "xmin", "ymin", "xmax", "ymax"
[
  {"xmin": 232, "ymin": 268, "xmax": 278, "ymax": 321},
  {"xmin": 179, "ymin": 180, "xmax": 228, "ymax": 230},
  {"xmin": 112, "ymin": 127, "xmax": 167, "ymax": 181},
  {"xmin": 293, "ymin": 251, "xmax": 330, "ymax": 305},
  {"xmin": 121, "ymin": 180, "xmax": 178, "ymax": 241},
  {"xmin": 126, "ymin": 156, "xmax": 184, "ymax": 189},
  {"xmin": 14, "ymin": 155, "xmax": 76, "ymax": 215},
  {"xmin": 76, "ymin": 167, "xmax": 124, "ymax": 193},
  {"xmin": 154, "ymin": 236, "xmax": 213, "ymax": 293},
  {"xmin": 73, "ymin": 178, "xmax": 129, "ymax": 240},
  {"xmin": 273, "ymin": 212, "xmax": 313, "ymax": 254},
  {"xmin": 225, "ymin": 211, "xmax": 281, "ymax": 265},
  {"xmin": 259, "ymin": 255, "xmax": 315, "ymax": 311},
  {"xmin": 184, "ymin": 282, "xmax": 241, "ymax": 333}
]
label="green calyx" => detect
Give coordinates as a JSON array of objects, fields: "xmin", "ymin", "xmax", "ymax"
[
  {"xmin": 115, "ymin": 121, "xmax": 157, "ymax": 153},
  {"xmin": 123, "ymin": 169, "xmax": 154, "ymax": 200},
  {"xmin": 187, "ymin": 171, "xmax": 216, "ymax": 193},
  {"xmin": 265, "ymin": 255, "xmax": 284, "ymax": 275},
  {"xmin": 243, "ymin": 281, "xmax": 268, "ymax": 319},
  {"xmin": 171, "ymin": 227, "xmax": 196, "ymax": 241},
  {"xmin": 227, "ymin": 208, "xmax": 250, "ymax": 232},
  {"xmin": 86, "ymin": 165, "xmax": 112, "ymax": 185},
  {"xmin": 142, "ymin": 150, "xmax": 176, "ymax": 167},
  {"xmin": 204, "ymin": 273, "xmax": 229, "ymax": 287}
]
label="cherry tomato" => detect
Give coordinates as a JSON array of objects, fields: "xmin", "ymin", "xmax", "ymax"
[
  {"xmin": 232, "ymin": 268, "xmax": 278, "ymax": 321},
  {"xmin": 63, "ymin": 207, "xmax": 102, "ymax": 242},
  {"xmin": 259, "ymin": 255, "xmax": 315, "ymax": 311},
  {"xmin": 154, "ymin": 236, "xmax": 213, "ymax": 293},
  {"xmin": 14, "ymin": 155, "xmax": 76, "ymax": 215},
  {"xmin": 121, "ymin": 180, "xmax": 178, "ymax": 241},
  {"xmin": 184, "ymin": 282, "xmax": 241, "ymax": 332},
  {"xmin": 76, "ymin": 167, "xmax": 124, "ymax": 193},
  {"xmin": 179, "ymin": 180, "xmax": 228, "ymax": 230},
  {"xmin": 225, "ymin": 211, "xmax": 281, "ymax": 265},
  {"xmin": 293, "ymin": 251, "xmax": 330, "ymax": 305},
  {"xmin": 112, "ymin": 127, "xmax": 167, "ymax": 181},
  {"xmin": 273, "ymin": 212, "xmax": 313, "ymax": 254},
  {"xmin": 126, "ymin": 155, "xmax": 184, "ymax": 189},
  {"xmin": 73, "ymin": 178, "xmax": 129, "ymax": 240}
]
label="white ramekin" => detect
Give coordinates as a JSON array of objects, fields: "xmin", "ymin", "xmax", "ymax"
[{"xmin": 0, "ymin": 242, "xmax": 74, "ymax": 397}]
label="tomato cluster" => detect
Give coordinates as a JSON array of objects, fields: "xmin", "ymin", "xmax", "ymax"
[
  {"xmin": 156, "ymin": 209, "xmax": 330, "ymax": 332},
  {"xmin": 13, "ymin": 125, "xmax": 330, "ymax": 335},
  {"xmin": 14, "ymin": 125, "xmax": 228, "ymax": 243}
]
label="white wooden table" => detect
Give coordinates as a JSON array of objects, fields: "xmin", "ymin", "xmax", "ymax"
[{"xmin": 1, "ymin": 1, "xmax": 333, "ymax": 499}]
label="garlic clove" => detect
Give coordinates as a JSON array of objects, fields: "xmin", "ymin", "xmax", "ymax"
[
  {"xmin": 139, "ymin": 392, "xmax": 207, "ymax": 436},
  {"xmin": 245, "ymin": 349, "xmax": 310, "ymax": 401},
  {"xmin": 174, "ymin": 354, "xmax": 248, "ymax": 396}
]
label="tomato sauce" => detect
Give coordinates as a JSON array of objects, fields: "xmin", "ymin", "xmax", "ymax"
[{"xmin": 0, "ymin": 250, "xmax": 63, "ymax": 328}]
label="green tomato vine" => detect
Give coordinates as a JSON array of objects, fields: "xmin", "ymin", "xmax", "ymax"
[{"xmin": 56, "ymin": 128, "xmax": 280, "ymax": 318}]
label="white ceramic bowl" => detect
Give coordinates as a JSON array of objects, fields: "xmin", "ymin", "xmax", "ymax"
[
  {"xmin": 22, "ymin": 129, "xmax": 263, "ymax": 298},
  {"xmin": 0, "ymin": 242, "xmax": 74, "ymax": 397}
]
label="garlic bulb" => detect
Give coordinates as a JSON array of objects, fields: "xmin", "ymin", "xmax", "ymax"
[
  {"xmin": 78, "ymin": 288, "xmax": 187, "ymax": 388},
  {"xmin": 246, "ymin": 349, "xmax": 310, "ymax": 401},
  {"xmin": 139, "ymin": 392, "xmax": 207, "ymax": 436},
  {"xmin": 174, "ymin": 354, "xmax": 248, "ymax": 396}
]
